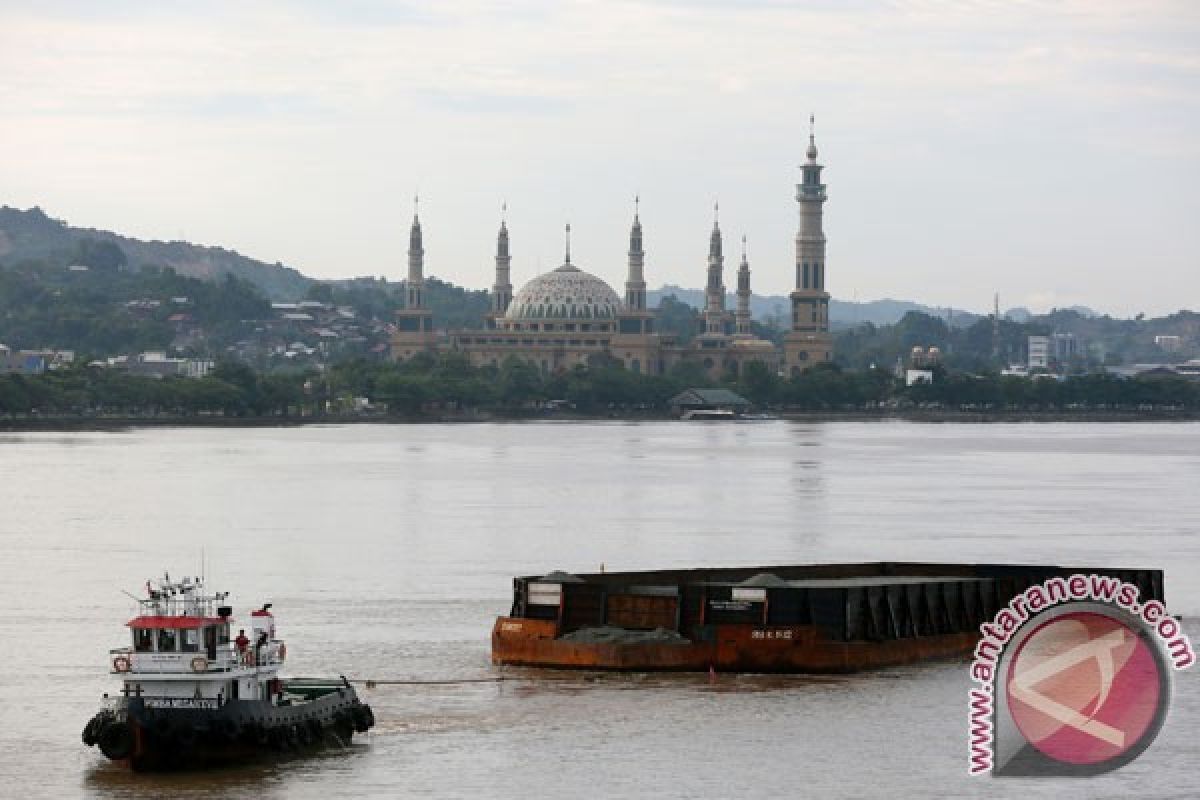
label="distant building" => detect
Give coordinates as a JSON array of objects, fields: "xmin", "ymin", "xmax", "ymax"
[
  {"xmin": 909, "ymin": 346, "xmax": 942, "ymax": 369},
  {"xmin": 1155, "ymin": 335, "xmax": 1183, "ymax": 353},
  {"xmin": 1051, "ymin": 332, "xmax": 1078, "ymax": 363},
  {"xmin": 0, "ymin": 345, "xmax": 45, "ymax": 375},
  {"xmin": 90, "ymin": 352, "xmax": 214, "ymax": 379},
  {"xmin": 1106, "ymin": 360, "xmax": 1200, "ymax": 381},
  {"xmin": 669, "ymin": 388, "xmax": 751, "ymax": 414},
  {"xmin": 1028, "ymin": 336, "xmax": 1050, "ymax": 369},
  {"xmin": 184, "ymin": 360, "xmax": 215, "ymax": 378},
  {"xmin": 393, "ymin": 120, "xmax": 835, "ymax": 378},
  {"xmin": 905, "ymin": 369, "xmax": 935, "ymax": 386}
]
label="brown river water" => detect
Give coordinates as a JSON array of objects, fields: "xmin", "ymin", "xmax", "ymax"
[{"xmin": 1, "ymin": 420, "xmax": 1198, "ymax": 798}]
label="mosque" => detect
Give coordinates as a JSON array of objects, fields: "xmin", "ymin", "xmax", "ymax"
[{"xmin": 391, "ymin": 124, "xmax": 832, "ymax": 378}]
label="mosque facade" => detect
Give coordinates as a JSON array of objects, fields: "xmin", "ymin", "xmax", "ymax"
[{"xmin": 391, "ymin": 127, "xmax": 832, "ymax": 377}]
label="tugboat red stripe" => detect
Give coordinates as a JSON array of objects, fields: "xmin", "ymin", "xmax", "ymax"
[{"xmin": 126, "ymin": 615, "xmax": 227, "ymax": 629}]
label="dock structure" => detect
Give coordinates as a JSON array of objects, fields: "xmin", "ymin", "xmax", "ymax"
[{"xmin": 492, "ymin": 562, "xmax": 1164, "ymax": 673}]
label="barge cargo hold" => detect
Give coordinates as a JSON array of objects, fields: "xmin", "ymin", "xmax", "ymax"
[{"xmin": 491, "ymin": 562, "xmax": 1164, "ymax": 673}]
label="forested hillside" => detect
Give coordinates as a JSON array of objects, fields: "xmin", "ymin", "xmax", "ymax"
[{"xmin": 0, "ymin": 206, "xmax": 310, "ymax": 299}]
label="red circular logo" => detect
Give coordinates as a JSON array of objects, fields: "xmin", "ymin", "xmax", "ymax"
[{"xmin": 1005, "ymin": 611, "xmax": 1163, "ymax": 766}]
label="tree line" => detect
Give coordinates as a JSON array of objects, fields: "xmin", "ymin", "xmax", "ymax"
[{"xmin": 3, "ymin": 356, "xmax": 1198, "ymax": 419}]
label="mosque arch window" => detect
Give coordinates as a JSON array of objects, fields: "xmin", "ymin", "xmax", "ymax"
[
  {"xmin": 798, "ymin": 351, "xmax": 809, "ymax": 361},
  {"xmin": 803, "ymin": 263, "xmax": 809, "ymax": 289}
]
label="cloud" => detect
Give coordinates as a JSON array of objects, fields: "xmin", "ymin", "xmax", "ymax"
[
  {"xmin": 416, "ymin": 90, "xmax": 571, "ymax": 115},
  {"xmin": 0, "ymin": 0, "xmax": 1197, "ymax": 315}
]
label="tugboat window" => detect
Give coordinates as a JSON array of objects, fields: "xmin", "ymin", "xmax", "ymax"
[
  {"xmin": 204, "ymin": 626, "xmax": 218, "ymax": 659},
  {"xmin": 181, "ymin": 629, "xmax": 200, "ymax": 653},
  {"xmin": 133, "ymin": 628, "xmax": 154, "ymax": 652},
  {"xmin": 157, "ymin": 628, "xmax": 178, "ymax": 652}
]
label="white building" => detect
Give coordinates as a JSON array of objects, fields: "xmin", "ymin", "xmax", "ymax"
[
  {"xmin": 905, "ymin": 368, "xmax": 934, "ymax": 386},
  {"xmin": 1155, "ymin": 335, "xmax": 1183, "ymax": 353},
  {"xmin": 1028, "ymin": 336, "xmax": 1050, "ymax": 370}
]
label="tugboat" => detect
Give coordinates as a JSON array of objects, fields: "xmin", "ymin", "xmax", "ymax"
[{"xmin": 82, "ymin": 573, "xmax": 375, "ymax": 771}]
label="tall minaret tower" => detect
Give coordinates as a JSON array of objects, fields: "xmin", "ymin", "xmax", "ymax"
[
  {"xmin": 704, "ymin": 204, "xmax": 727, "ymax": 335},
  {"xmin": 406, "ymin": 196, "xmax": 425, "ymax": 310},
  {"xmin": 625, "ymin": 197, "xmax": 646, "ymax": 312},
  {"xmin": 392, "ymin": 195, "xmax": 436, "ymax": 359},
  {"xmin": 615, "ymin": 196, "xmax": 657, "ymax": 351},
  {"xmin": 783, "ymin": 116, "xmax": 833, "ymax": 372},
  {"xmin": 489, "ymin": 204, "xmax": 513, "ymax": 326},
  {"xmin": 735, "ymin": 235, "xmax": 752, "ymax": 336}
]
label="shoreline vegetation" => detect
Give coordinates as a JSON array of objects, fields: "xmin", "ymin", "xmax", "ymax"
[
  {"xmin": 3, "ymin": 409, "xmax": 1199, "ymax": 433},
  {"xmin": 3, "ymin": 354, "xmax": 1200, "ymax": 433}
]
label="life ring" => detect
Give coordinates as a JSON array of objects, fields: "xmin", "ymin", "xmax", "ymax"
[
  {"xmin": 112, "ymin": 655, "xmax": 131, "ymax": 673},
  {"xmin": 277, "ymin": 642, "xmax": 287, "ymax": 661},
  {"xmin": 190, "ymin": 656, "xmax": 209, "ymax": 673}
]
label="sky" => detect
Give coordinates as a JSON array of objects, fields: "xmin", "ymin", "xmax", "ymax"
[{"xmin": 1, "ymin": 0, "xmax": 1198, "ymax": 317}]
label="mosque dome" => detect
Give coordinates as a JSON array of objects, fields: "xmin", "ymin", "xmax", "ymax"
[{"xmin": 505, "ymin": 262, "xmax": 623, "ymax": 321}]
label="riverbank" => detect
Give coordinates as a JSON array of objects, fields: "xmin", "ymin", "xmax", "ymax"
[{"xmin": 3, "ymin": 408, "xmax": 1200, "ymax": 432}]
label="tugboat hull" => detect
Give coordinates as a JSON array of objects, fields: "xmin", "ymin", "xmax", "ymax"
[{"xmin": 84, "ymin": 688, "xmax": 375, "ymax": 771}]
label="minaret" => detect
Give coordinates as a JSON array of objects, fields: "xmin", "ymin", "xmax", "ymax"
[
  {"xmin": 391, "ymin": 195, "xmax": 436, "ymax": 359},
  {"xmin": 704, "ymin": 203, "xmax": 726, "ymax": 335},
  {"xmin": 625, "ymin": 197, "xmax": 646, "ymax": 311},
  {"xmin": 491, "ymin": 204, "xmax": 512, "ymax": 317},
  {"xmin": 735, "ymin": 235, "xmax": 752, "ymax": 336},
  {"xmin": 406, "ymin": 195, "xmax": 425, "ymax": 310},
  {"xmin": 783, "ymin": 116, "xmax": 833, "ymax": 371}
]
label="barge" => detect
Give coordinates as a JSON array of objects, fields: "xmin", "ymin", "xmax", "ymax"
[
  {"xmin": 491, "ymin": 562, "xmax": 1164, "ymax": 673},
  {"xmin": 82, "ymin": 574, "xmax": 374, "ymax": 771}
]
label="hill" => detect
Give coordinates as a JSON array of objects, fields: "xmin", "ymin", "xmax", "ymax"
[
  {"xmin": 648, "ymin": 285, "xmax": 982, "ymax": 328},
  {"xmin": 0, "ymin": 206, "xmax": 310, "ymax": 299}
]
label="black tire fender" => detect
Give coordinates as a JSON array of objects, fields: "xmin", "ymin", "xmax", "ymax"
[{"xmin": 98, "ymin": 722, "xmax": 135, "ymax": 761}]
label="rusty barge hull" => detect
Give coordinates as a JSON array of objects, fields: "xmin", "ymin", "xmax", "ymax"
[{"xmin": 491, "ymin": 562, "xmax": 1164, "ymax": 673}]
